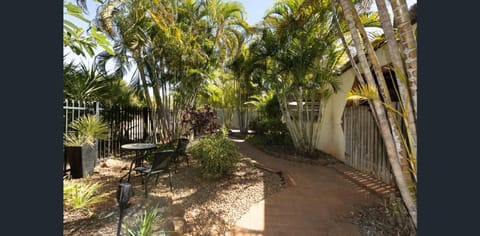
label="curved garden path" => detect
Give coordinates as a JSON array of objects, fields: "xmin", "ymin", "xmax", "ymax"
[{"xmin": 228, "ymin": 139, "xmax": 384, "ymax": 236}]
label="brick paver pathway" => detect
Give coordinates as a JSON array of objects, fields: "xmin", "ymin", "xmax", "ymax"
[{"xmin": 228, "ymin": 140, "xmax": 382, "ymax": 236}]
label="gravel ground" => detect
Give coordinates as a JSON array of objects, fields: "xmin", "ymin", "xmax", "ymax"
[{"xmin": 63, "ymin": 155, "xmax": 285, "ymax": 235}]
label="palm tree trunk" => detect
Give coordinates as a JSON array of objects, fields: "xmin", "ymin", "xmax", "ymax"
[
  {"xmin": 146, "ymin": 53, "xmax": 167, "ymax": 142},
  {"xmin": 276, "ymin": 87, "xmax": 301, "ymax": 149},
  {"xmin": 133, "ymin": 50, "xmax": 157, "ymax": 142},
  {"xmin": 375, "ymin": 0, "xmax": 417, "ymax": 181},
  {"xmin": 348, "ymin": 0, "xmax": 406, "ymax": 164},
  {"xmin": 337, "ymin": 0, "xmax": 417, "ymax": 227},
  {"xmin": 389, "ymin": 0, "xmax": 417, "ymax": 119},
  {"xmin": 349, "ymin": 0, "xmax": 415, "ymax": 193},
  {"xmin": 331, "ymin": 2, "xmax": 380, "ymax": 127}
]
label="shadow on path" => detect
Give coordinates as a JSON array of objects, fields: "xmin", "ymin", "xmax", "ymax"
[{"xmin": 229, "ymin": 138, "xmax": 383, "ymax": 236}]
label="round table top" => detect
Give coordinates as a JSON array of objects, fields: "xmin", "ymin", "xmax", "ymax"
[{"xmin": 121, "ymin": 143, "xmax": 157, "ymax": 150}]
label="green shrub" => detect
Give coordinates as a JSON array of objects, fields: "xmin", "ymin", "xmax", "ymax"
[
  {"xmin": 249, "ymin": 93, "xmax": 292, "ymax": 146},
  {"xmin": 263, "ymin": 94, "xmax": 282, "ymax": 119},
  {"xmin": 250, "ymin": 117, "xmax": 292, "ymax": 146},
  {"xmin": 63, "ymin": 178, "xmax": 107, "ymax": 216},
  {"xmin": 245, "ymin": 134, "xmax": 265, "ymax": 146},
  {"xmin": 188, "ymin": 133, "xmax": 240, "ymax": 179}
]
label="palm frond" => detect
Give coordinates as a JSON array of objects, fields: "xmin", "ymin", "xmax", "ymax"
[{"xmin": 347, "ymin": 84, "xmax": 380, "ymax": 103}]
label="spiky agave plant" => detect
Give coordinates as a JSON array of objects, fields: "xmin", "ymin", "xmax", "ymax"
[
  {"xmin": 125, "ymin": 207, "xmax": 167, "ymax": 236},
  {"xmin": 63, "ymin": 178, "xmax": 107, "ymax": 216},
  {"xmin": 64, "ymin": 115, "xmax": 109, "ymax": 146}
]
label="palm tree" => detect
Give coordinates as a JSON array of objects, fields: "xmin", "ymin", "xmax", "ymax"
[
  {"xmin": 336, "ymin": 0, "xmax": 417, "ymax": 227},
  {"xmin": 64, "ymin": 0, "xmax": 113, "ymax": 57},
  {"xmin": 375, "ymin": 0, "xmax": 417, "ymax": 182},
  {"xmin": 96, "ymin": 0, "xmax": 175, "ymax": 141},
  {"xmin": 346, "ymin": 1, "xmax": 414, "ymax": 195},
  {"xmin": 389, "ymin": 0, "xmax": 417, "ymax": 118},
  {"xmin": 97, "ymin": 0, "xmax": 154, "ymax": 109},
  {"xmin": 94, "ymin": 0, "xmax": 252, "ymax": 141},
  {"xmin": 245, "ymin": 0, "xmax": 341, "ymax": 153},
  {"xmin": 63, "ymin": 61, "xmax": 106, "ymax": 101},
  {"xmin": 201, "ymin": 0, "xmax": 249, "ymax": 63}
]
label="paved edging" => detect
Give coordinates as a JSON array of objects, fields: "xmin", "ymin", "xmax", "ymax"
[{"xmin": 252, "ymin": 162, "xmax": 296, "ymax": 187}]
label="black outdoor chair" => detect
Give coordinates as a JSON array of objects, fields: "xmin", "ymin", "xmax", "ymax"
[
  {"xmin": 172, "ymin": 138, "xmax": 191, "ymax": 172},
  {"xmin": 124, "ymin": 150, "xmax": 174, "ymax": 197}
]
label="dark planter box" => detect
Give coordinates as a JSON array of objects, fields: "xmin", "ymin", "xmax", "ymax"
[{"xmin": 65, "ymin": 144, "xmax": 98, "ymax": 179}]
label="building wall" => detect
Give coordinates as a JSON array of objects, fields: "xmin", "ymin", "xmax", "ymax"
[
  {"xmin": 316, "ymin": 69, "xmax": 356, "ymax": 161},
  {"xmin": 316, "ymin": 44, "xmax": 393, "ymax": 161}
]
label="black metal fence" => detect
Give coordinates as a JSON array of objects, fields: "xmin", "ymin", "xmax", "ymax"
[
  {"xmin": 63, "ymin": 99, "xmax": 154, "ymax": 158},
  {"xmin": 99, "ymin": 106, "xmax": 154, "ymax": 158}
]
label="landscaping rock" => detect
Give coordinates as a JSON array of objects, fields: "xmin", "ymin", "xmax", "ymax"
[{"xmin": 63, "ymin": 155, "xmax": 284, "ymax": 235}]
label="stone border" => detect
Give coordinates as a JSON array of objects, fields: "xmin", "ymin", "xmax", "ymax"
[{"xmin": 250, "ymin": 142, "xmax": 340, "ymax": 167}]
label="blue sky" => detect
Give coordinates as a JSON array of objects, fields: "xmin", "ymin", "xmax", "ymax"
[{"xmin": 230, "ymin": 0, "xmax": 275, "ymax": 25}]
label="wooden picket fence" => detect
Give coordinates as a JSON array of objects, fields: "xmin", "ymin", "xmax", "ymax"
[{"xmin": 343, "ymin": 104, "xmax": 396, "ymax": 185}]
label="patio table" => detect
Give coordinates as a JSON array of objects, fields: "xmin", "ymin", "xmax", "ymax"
[
  {"xmin": 121, "ymin": 143, "xmax": 157, "ymax": 153},
  {"xmin": 121, "ymin": 143, "xmax": 157, "ymax": 167}
]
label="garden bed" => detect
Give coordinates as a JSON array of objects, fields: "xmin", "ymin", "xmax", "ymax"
[{"xmin": 63, "ymin": 155, "xmax": 285, "ymax": 235}]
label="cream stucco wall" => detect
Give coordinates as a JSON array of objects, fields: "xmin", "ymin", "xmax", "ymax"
[
  {"xmin": 316, "ymin": 69, "xmax": 355, "ymax": 161},
  {"xmin": 316, "ymin": 44, "xmax": 394, "ymax": 161}
]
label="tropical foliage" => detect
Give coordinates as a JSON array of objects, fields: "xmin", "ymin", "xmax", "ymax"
[
  {"xmin": 63, "ymin": 0, "xmax": 113, "ymax": 56},
  {"xmin": 248, "ymin": 93, "xmax": 292, "ymax": 146},
  {"xmin": 63, "ymin": 61, "xmax": 105, "ymax": 101},
  {"xmin": 94, "ymin": 0, "xmax": 249, "ymax": 142},
  {"xmin": 240, "ymin": 0, "xmax": 342, "ymax": 153},
  {"xmin": 63, "ymin": 0, "xmax": 417, "ymax": 229},
  {"xmin": 181, "ymin": 104, "xmax": 220, "ymax": 137},
  {"xmin": 63, "ymin": 58, "xmax": 138, "ymax": 106}
]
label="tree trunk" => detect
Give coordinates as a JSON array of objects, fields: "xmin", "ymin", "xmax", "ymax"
[
  {"xmin": 133, "ymin": 50, "xmax": 157, "ymax": 142},
  {"xmin": 349, "ymin": 0, "xmax": 416, "ymax": 195},
  {"xmin": 331, "ymin": 2, "xmax": 381, "ymax": 128},
  {"xmin": 375, "ymin": 0, "xmax": 417, "ymax": 181},
  {"xmin": 337, "ymin": 0, "xmax": 417, "ymax": 227},
  {"xmin": 389, "ymin": 0, "xmax": 417, "ymax": 119}
]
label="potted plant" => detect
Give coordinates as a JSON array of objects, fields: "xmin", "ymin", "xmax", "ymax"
[{"xmin": 64, "ymin": 115, "xmax": 109, "ymax": 178}]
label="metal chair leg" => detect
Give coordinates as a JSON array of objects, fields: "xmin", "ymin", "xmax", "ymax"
[
  {"xmin": 155, "ymin": 173, "xmax": 160, "ymax": 185},
  {"xmin": 144, "ymin": 175, "xmax": 150, "ymax": 198},
  {"xmin": 168, "ymin": 172, "xmax": 173, "ymax": 192},
  {"xmin": 127, "ymin": 161, "xmax": 136, "ymax": 183}
]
